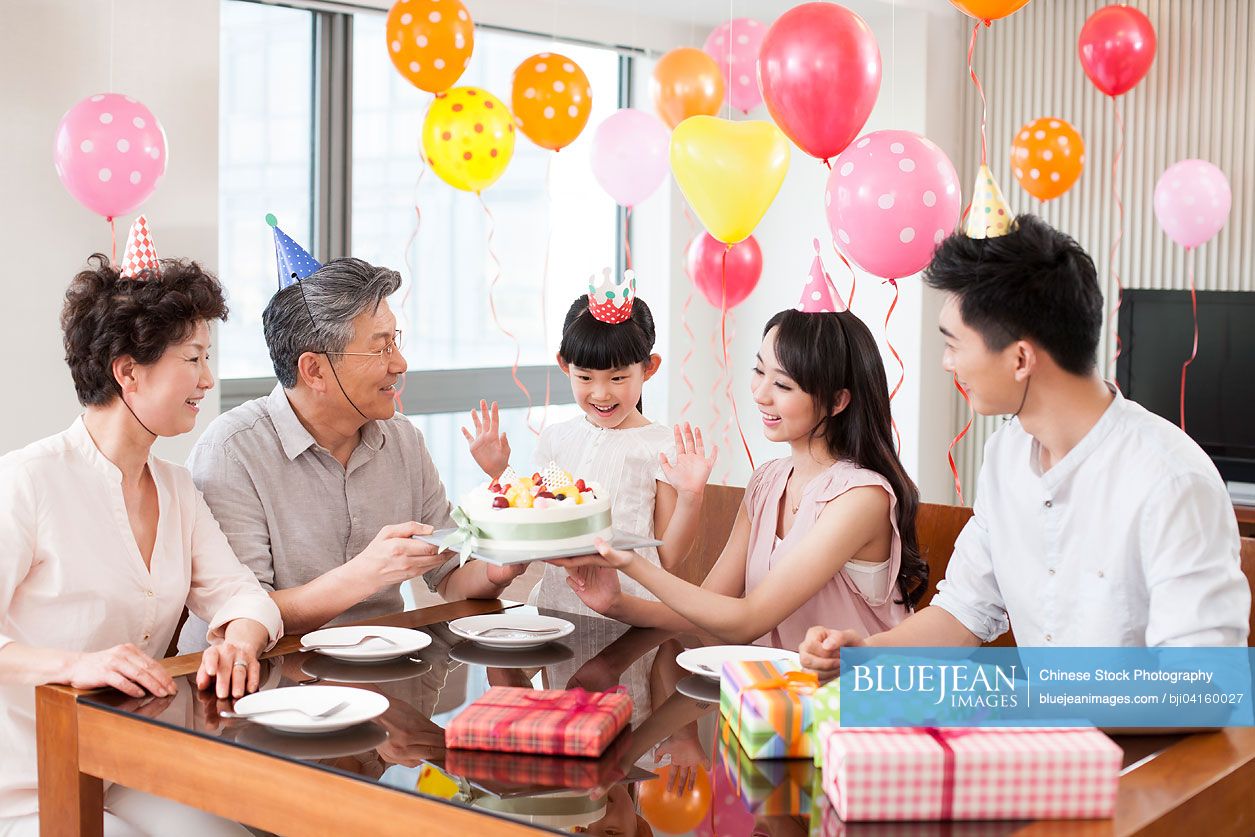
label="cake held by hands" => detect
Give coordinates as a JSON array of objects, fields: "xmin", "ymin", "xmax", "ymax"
[{"xmin": 457, "ymin": 462, "xmax": 612, "ymax": 551}]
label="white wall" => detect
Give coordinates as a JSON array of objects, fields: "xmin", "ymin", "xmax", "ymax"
[{"xmin": 0, "ymin": 0, "xmax": 220, "ymax": 462}]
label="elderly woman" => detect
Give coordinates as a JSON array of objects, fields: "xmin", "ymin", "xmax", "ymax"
[{"xmin": 0, "ymin": 255, "xmax": 282, "ymax": 835}]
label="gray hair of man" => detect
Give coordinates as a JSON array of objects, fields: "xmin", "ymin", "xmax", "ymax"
[{"xmin": 262, "ymin": 257, "xmax": 402, "ymax": 389}]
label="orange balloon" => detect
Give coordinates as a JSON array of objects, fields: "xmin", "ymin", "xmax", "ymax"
[
  {"xmin": 948, "ymin": 0, "xmax": 1032, "ymax": 22},
  {"xmin": 511, "ymin": 53, "xmax": 593, "ymax": 151},
  {"xmin": 638, "ymin": 765, "xmax": 712, "ymax": 834},
  {"xmin": 385, "ymin": 0, "xmax": 474, "ymax": 94},
  {"xmin": 651, "ymin": 48, "xmax": 724, "ymax": 130},
  {"xmin": 1010, "ymin": 117, "xmax": 1085, "ymax": 201}
]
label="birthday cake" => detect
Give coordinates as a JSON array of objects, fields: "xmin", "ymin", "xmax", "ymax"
[{"xmin": 455, "ymin": 463, "xmax": 612, "ymax": 552}]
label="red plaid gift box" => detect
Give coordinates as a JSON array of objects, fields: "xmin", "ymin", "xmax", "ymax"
[
  {"xmin": 446, "ymin": 687, "xmax": 632, "ymax": 757},
  {"xmin": 824, "ymin": 727, "xmax": 1122, "ymax": 821},
  {"xmin": 445, "ymin": 730, "xmax": 631, "ymax": 790}
]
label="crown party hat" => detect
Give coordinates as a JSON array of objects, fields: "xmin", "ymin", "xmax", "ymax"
[
  {"xmin": 964, "ymin": 164, "xmax": 1015, "ymax": 239},
  {"xmin": 119, "ymin": 215, "xmax": 159, "ymax": 278},
  {"xmin": 267, "ymin": 213, "xmax": 321, "ymax": 288},
  {"xmin": 587, "ymin": 267, "xmax": 637, "ymax": 324},
  {"xmin": 796, "ymin": 239, "xmax": 846, "ymax": 313}
]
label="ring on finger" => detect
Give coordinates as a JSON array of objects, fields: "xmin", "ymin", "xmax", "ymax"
[{"xmin": 232, "ymin": 660, "xmax": 249, "ymax": 669}]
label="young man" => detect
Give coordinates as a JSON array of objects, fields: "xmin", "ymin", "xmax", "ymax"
[{"xmin": 801, "ymin": 215, "xmax": 1248, "ymax": 676}]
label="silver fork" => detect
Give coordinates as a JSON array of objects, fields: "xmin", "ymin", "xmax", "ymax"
[
  {"xmin": 299, "ymin": 634, "xmax": 398, "ymax": 652},
  {"xmin": 220, "ymin": 700, "xmax": 350, "ymax": 721},
  {"xmin": 693, "ymin": 658, "xmax": 792, "ymax": 676},
  {"xmin": 464, "ymin": 626, "xmax": 561, "ymax": 637}
]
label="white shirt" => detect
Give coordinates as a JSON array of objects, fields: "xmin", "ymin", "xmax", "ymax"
[
  {"xmin": 932, "ymin": 389, "xmax": 1248, "ymax": 647},
  {"xmin": 528, "ymin": 417, "xmax": 674, "ymax": 616},
  {"xmin": 0, "ymin": 419, "xmax": 283, "ymax": 817}
]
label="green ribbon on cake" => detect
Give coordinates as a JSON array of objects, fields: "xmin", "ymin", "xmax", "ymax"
[{"xmin": 439, "ymin": 506, "xmax": 613, "ymax": 565}]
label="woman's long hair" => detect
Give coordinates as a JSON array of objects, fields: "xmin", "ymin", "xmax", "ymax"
[
  {"xmin": 558, "ymin": 293, "xmax": 656, "ymax": 413},
  {"xmin": 764, "ymin": 309, "xmax": 928, "ymax": 608}
]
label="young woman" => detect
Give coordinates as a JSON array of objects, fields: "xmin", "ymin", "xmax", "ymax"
[{"xmin": 554, "ymin": 308, "xmax": 928, "ymax": 650}]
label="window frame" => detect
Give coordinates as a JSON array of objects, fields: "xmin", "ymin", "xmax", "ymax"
[{"xmin": 219, "ymin": 0, "xmax": 635, "ymax": 413}]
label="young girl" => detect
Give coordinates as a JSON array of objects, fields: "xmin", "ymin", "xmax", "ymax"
[
  {"xmin": 554, "ymin": 307, "xmax": 929, "ymax": 650},
  {"xmin": 463, "ymin": 290, "xmax": 717, "ymax": 617}
]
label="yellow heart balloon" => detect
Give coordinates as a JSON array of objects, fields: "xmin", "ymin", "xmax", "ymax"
[
  {"xmin": 670, "ymin": 116, "xmax": 790, "ymax": 245},
  {"xmin": 421, "ymin": 87, "xmax": 516, "ymax": 193}
]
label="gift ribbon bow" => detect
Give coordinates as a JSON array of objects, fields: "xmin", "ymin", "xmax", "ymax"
[
  {"xmin": 439, "ymin": 507, "xmax": 481, "ymax": 566},
  {"xmin": 733, "ymin": 664, "xmax": 819, "ymax": 752},
  {"xmin": 834, "ymin": 726, "xmax": 1095, "ymax": 820}
]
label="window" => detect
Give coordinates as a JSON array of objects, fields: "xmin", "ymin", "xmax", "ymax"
[
  {"xmin": 218, "ymin": 1, "xmax": 315, "ymax": 380},
  {"xmin": 218, "ymin": 0, "xmax": 627, "ymax": 425}
]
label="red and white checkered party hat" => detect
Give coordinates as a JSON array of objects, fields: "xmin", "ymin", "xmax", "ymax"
[
  {"xmin": 587, "ymin": 267, "xmax": 636, "ymax": 324},
  {"xmin": 119, "ymin": 215, "xmax": 159, "ymax": 278},
  {"xmin": 796, "ymin": 239, "xmax": 846, "ymax": 313}
]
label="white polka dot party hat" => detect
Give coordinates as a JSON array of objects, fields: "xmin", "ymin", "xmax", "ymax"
[
  {"xmin": 964, "ymin": 164, "xmax": 1015, "ymax": 239},
  {"xmin": 796, "ymin": 239, "xmax": 847, "ymax": 313}
]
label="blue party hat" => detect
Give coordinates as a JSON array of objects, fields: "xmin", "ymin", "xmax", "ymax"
[{"xmin": 267, "ymin": 213, "xmax": 321, "ymax": 288}]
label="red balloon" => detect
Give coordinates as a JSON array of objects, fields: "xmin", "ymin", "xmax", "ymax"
[
  {"xmin": 758, "ymin": 2, "xmax": 881, "ymax": 163},
  {"xmin": 687, "ymin": 232, "xmax": 762, "ymax": 309},
  {"xmin": 1078, "ymin": 5, "xmax": 1156, "ymax": 97}
]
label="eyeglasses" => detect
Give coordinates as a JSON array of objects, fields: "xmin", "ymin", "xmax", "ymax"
[{"xmin": 322, "ymin": 329, "xmax": 404, "ymax": 364}]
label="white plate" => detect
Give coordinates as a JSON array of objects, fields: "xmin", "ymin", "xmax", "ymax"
[
  {"xmin": 675, "ymin": 674, "xmax": 721, "ymax": 703},
  {"xmin": 230, "ymin": 685, "xmax": 389, "ymax": 734},
  {"xmin": 448, "ymin": 640, "xmax": 575, "ymax": 669},
  {"xmin": 300, "ymin": 626, "xmax": 432, "ymax": 662},
  {"xmin": 236, "ymin": 719, "xmax": 389, "ymax": 758},
  {"xmin": 448, "ymin": 614, "xmax": 575, "ymax": 649},
  {"xmin": 675, "ymin": 646, "xmax": 802, "ymax": 682}
]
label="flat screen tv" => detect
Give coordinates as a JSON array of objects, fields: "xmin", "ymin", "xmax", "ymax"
[{"xmin": 1115, "ymin": 289, "xmax": 1255, "ymax": 492}]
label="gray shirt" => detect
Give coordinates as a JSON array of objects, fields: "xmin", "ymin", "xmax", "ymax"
[{"xmin": 178, "ymin": 385, "xmax": 457, "ymax": 652}]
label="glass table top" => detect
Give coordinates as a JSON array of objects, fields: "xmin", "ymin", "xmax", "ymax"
[{"xmin": 79, "ymin": 607, "xmax": 1182, "ymax": 835}]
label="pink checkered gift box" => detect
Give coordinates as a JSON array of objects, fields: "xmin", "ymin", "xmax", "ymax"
[{"xmin": 823, "ymin": 727, "xmax": 1122, "ymax": 822}]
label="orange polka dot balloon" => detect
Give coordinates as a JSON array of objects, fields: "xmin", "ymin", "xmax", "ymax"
[
  {"xmin": 421, "ymin": 87, "xmax": 516, "ymax": 193},
  {"xmin": 385, "ymin": 0, "xmax": 474, "ymax": 94},
  {"xmin": 511, "ymin": 53, "xmax": 593, "ymax": 152},
  {"xmin": 1010, "ymin": 117, "xmax": 1085, "ymax": 201}
]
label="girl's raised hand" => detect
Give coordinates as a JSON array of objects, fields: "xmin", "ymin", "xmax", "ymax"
[
  {"xmin": 659, "ymin": 422, "xmax": 718, "ymax": 497},
  {"xmin": 460, "ymin": 399, "xmax": 511, "ymax": 480}
]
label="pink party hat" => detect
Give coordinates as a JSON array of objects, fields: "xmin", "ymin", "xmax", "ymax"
[
  {"xmin": 119, "ymin": 215, "xmax": 159, "ymax": 278},
  {"xmin": 796, "ymin": 239, "xmax": 846, "ymax": 313}
]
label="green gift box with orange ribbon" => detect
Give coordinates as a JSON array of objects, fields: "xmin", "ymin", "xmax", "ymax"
[
  {"xmin": 718, "ymin": 659, "xmax": 818, "ymax": 759},
  {"xmin": 716, "ymin": 720, "xmax": 815, "ymax": 815}
]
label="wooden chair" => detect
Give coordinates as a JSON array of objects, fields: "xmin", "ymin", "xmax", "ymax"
[
  {"xmin": 1242, "ymin": 537, "xmax": 1255, "ymax": 646},
  {"xmin": 675, "ymin": 484, "xmax": 745, "ymax": 586}
]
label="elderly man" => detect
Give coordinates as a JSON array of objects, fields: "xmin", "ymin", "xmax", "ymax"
[{"xmin": 179, "ymin": 258, "xmax": 521, "ymax": 651}]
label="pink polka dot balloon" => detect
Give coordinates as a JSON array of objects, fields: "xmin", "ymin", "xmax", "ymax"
[
  {"xmin": 702, "ymin": 18, "xmax": 767, "ymax": 114},
  {"xmin": 825, "ymin": 130, "xmax": 961, "ymax": 280},
  {"xmin": 1153, "ymin": 159, "xmax": 1231, "ymax": 250},
  {"xmin": 53, "ymin": 93, "xmax": 168, "ymax": 220}
]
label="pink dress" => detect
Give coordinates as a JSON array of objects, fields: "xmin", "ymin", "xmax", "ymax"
[{"xmin": 743, "ymin": 458, "xmax": 909, "ymax": 650}]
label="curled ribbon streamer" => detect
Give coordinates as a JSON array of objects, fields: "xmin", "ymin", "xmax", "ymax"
[
  {"xmin": 722, "ymin": 248, "xmax": 756, "ymax": 471},
  {"xmin": 109, "ymin": 217, "xmax": 117, "ymax": 267},
  {"xmin": 960, "ymin": 20, "xmax": 990, "ymax": 227},
  {"xmin": 1108, "ymin": 98, "xmax": 1126, "ymax": 385},
  {"xmin": 732, "ymin": 664, "xmax": 818, "ymax": 753},
  {"xmin": 679, "ymin": 288, "xmax": 696, "ymax": 420},
  {"xmin": 538, "ymin": 154, "xmax": 556, "ymax": 432},
  {"xmin": 1180, "ymin": 253, "xmax": 1198, "ymax": 431},
  {"xmin": 883, "ymin": 278, "xmax": 904, "ymax": 455},
  {"xmin": 831, "ymin": 241, "xmax": 857, "ymax": 311},
  {"xmin": 709, "ymin": 327, "xmax": 725, "ymax": 477},
  {"xmin": 718, "ymin": 310, "xmax": 738, "ymax": 486},
  {"xmin": 623, "ymin": 205, "xmax": 633, "ymax": 271},
  {"xmin": 394, "ymin": 164, "xmax": 428, "ymax": 415},
  {"xmin": 479, "ymin": 194, "xmax": 540, "ymax": 437},
  {"xmin": 948, "ymin": 374, "xmax": 975, "ymax": 505}
]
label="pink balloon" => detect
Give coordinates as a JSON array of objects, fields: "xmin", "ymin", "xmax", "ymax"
[
  {"xmin": 687, "ymin": 232, "xmax": 762, "ymax": 309},
  {"xmin": 826, "ymin": 130, "xmax": 961, "ymax": 280},
  {"xmin": 589, "ymin": 108, "xmax": 670, "ymax": 208},
  {"xmin": 759, "ymin": 2, "xmax": 881, "ymax": 163},
  {"xmin": 1153, "ymin": 160, "xmax": 1231, "ymax": 250},
  {"xmin": 702, "ymin": 18, "xmax": 768, "ymax": 115},
  {"xmin": 53, "ymin": 93, "xmax": 168, "ymax": 219}
]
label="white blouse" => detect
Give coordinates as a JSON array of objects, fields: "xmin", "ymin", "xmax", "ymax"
[
  {"xmin": 0, "ymin": 418, "xmax": 283, "ymax": 818},
  {"xmin": 528, "ymin": 416, "xmax": 675, "ymax": 616}
]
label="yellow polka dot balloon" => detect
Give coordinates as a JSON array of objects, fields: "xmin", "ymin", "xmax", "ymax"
[
  {"xmin": 421, "ymin": 87, "xmax": 516, "ymax": 193},
  {"xmin": 511, "ymin": 53, "xmax": 593, "ymax": 152}
]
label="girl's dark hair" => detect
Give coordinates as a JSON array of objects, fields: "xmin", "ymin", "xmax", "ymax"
[
  {"xmin": 558, "ymin": 293, "xmax": 657, "ymax": 413},
  {"xmin": 61, "ymin": 254, "xmax": 228, "ymax": 407},
  {"xmin": 763, "ymin": 309, "xmax": 928, "ymax": 609}
]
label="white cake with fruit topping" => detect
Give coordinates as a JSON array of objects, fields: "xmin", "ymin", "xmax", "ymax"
[{"xmin": 456, "ymin": 463, "xmax": 612, "ymax": 552}]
